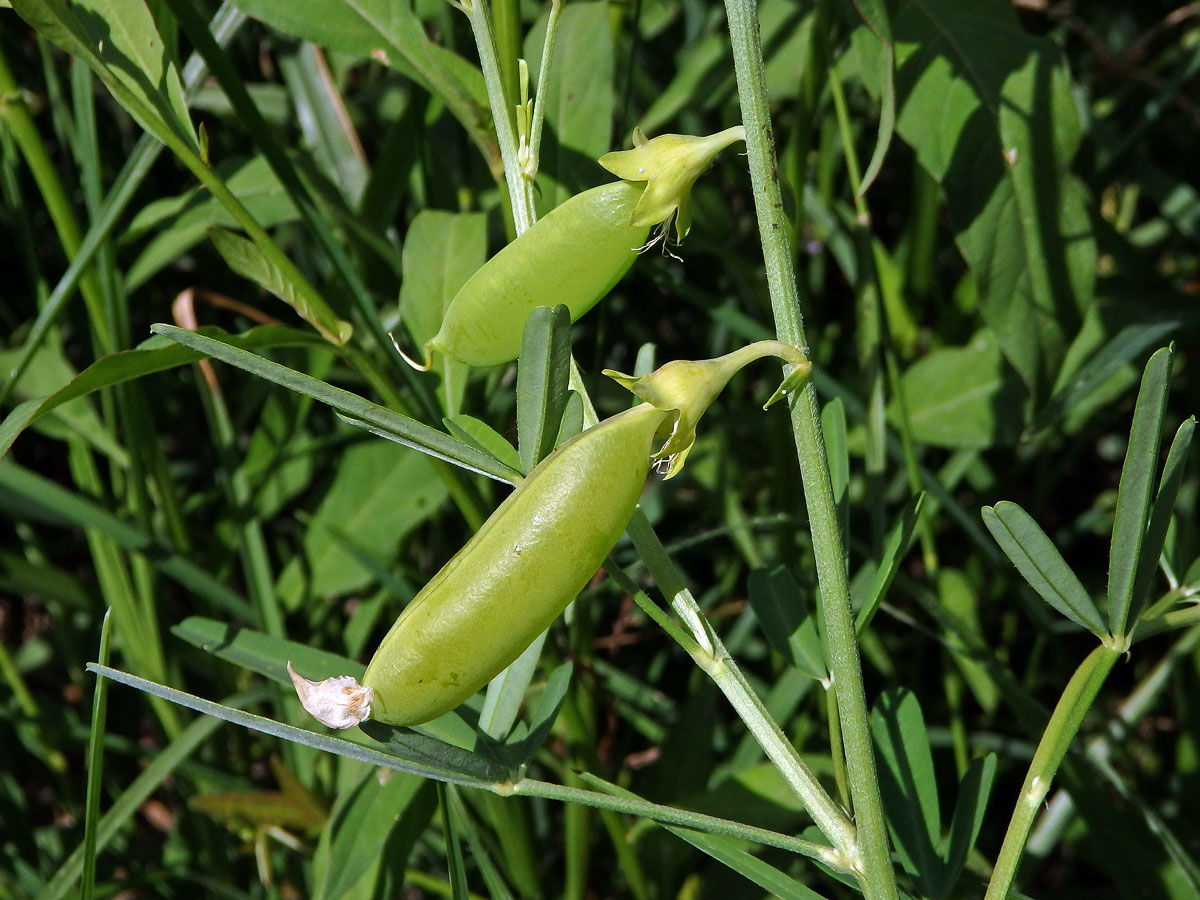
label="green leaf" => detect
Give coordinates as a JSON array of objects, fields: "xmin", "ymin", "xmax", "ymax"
[
  {"xmin": 0, "ymin": 343, "xmax": 124, "ymax": 465},
  {"xmin": 314, "ymin": 771, "xmax": 433, "ymax": 900},
  {"xmin": 0, "ymin": 462, "xmax": 258, "ymax": 623},
  {"xmin": 747, "ymin": 566, "xmax": 827, "ymax": 680},
  {"xmin": 150, "ymin": 325, "xmax": 522, "ymax": 484},
  {"xmin": 208, "ymin": 227, "xmax": 353, "ymax": 345},
  {"xmin": 1132, "ymin": 417, "xmax": 1196, "ymax": 624},
  {"xmin": 1109, "ymin": 346, "xmax": 1173, "ymax": 636},
  {"xmin": 0, "ymin": 327, "xmax": 321, "ymax": 461},
  {"xmin": 516, "ymin": 305, "xmax": 573, "ymax": 473},
  {"xmin": 822, "ymin": 398, "xmax": 850, "ymax": 548},
  {"xmin": 398, "ymin": 210, "xmax": 487, "ymax": 415},
  {"xmin": 500, "ymin": 662, "xmax": 572, "ymax": 767},
  {"xmin": 937, "ymin": 753, "xmax": 997, "ymax": 898},
  {"xmin": 871, "ymin": 688, "xmax": 942, "ymax": 895},
  {"xmin": 981, "ymin": 501, "xmax": 1106, "ymax": 636},
  {"xmin": 1036, "ymin": 317, "xmax": 1182, "ymax": 433},
  {"xmin": 229, "ymin": 0, "xmax": 497, "ymax": 170},
  {"xmin": 11, "ymin": 0, "xmax": 198, "ymax": 155},
  {"xmin": 443, "ymin": 415, "xmax": 523, "ymax": 474},
  {"xmin": 124, "ymin": 156, "xmax": 298, "ymax": 291},
  {"xmin": 172, "ymin": 616, "xmax": 366, "ymax": 686},
  {"xmin": 479, "ymin": 633, "xmax": 547, "ymax": 741},
  {"xmin": 884, "ymin": 0, "xmax": 1096, "ymax": 395},
  {"xmin": 855, "ymin": 494, "xmax": 924, "ymax": 633},
  {"xmin": 90, "ymin": 664, "xmax": 501, "ymax": 788},
  {"xmin": 555, "ymin": 391, "xmax": 584, "ymax": 446},
  {"xmin": 897, "ymin": 332, "xmax": 1025, "ymax": 448},
  {"xmin": 274, "ymin": 440, "xmax": 446, "ymax": 605}
]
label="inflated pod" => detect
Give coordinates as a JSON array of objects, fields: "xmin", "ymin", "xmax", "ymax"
[
  {"xmin": 289, "ymin": 340, "xmax": 808, "ymax": 730},
  {"xmin": 423, "ymin": 181, "xmax": 649, "ymax": 368},
  {"xmin": 291, "ymin": 402, "xmax": 671, "ymax": 727},
  {"xmin": 417, "ymin": 126, "xmax": 746, "ymax": 369}
]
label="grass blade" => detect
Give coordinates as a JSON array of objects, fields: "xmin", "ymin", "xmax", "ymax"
[
  {"xmin": 34, "ymin": 705, "xmax": 235, "ymax": 900},
  {"xmin": 79, "ymin": 609, "xmax": 113, "ymax": 900},
  {"xmin": 89, "ymin": 664, "xmax": 502, "ymax": 789},
  {"xmin": 150, "ymin": 324, "xmax": 522, "ymax": 483}
]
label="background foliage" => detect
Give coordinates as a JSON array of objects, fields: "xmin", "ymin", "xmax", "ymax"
[{"xmin": 1, "ymin": 0, "xmax": 1198, "ymax": 898}]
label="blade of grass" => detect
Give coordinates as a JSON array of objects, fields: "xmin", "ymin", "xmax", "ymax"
[
  {"xmin": 0, "ymin": 461, "xmax": 258, "ymax": 623},
  {"xmin": 34, "ymin": 699, "xmax": 243, "ymax": 900},
  {"xmin": 148, "ymin": 324, "xmax": 521, "ymax": 484},
  {"xmin": 79, "ymin": 608, "xmax": 113, "ymax": 900}
]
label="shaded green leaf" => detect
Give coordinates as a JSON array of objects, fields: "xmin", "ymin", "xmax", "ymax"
[
  {"xmin": 897, "ymin": 332, "xmax": 1025, "ymax": 448},
  {"xmin": 1109, "ymin": 345, "xmax": 1173, "ymax": 636},
  {"xmin": 209, "ymin": 227, "xmax": 353, "ymax": 344},
  {"xmin": 881, "ymin": 0, "xmax": 1097, "ymax": 394},
  {"xmin": 871, "ymin": 688, "xmax": 942, "ymax": 895},
  {"xmin": 748, "ymin": 566, "xmax": 827, "ymax": 680},
  {"xmin": 982, "ymin": 501, "xmax": 1106, "ymax": 635},
  {"xmin": 855, "ymin": 494, "xmax": 924, "ymax": 633},
  {"xmin": 315, "ymin": 771, "xmax": 434, "ymax": 900},
  {"xmin": 937, "ymin": 753, "xmax": 996, "ymax": 898},
  {"xmin": 399, "ymin": 210, "xmax": 487, "ymax": 415},
  {"xmin": 516, "ymin": 305, "xmax": 572, "ymax": 473},
  {"xmin": 275, "ymin": 441, "xmax": 446, "ymax": 605},
  {"xmin": 125, "ymin": 156, "xmax": 298, "ymax": 291}
]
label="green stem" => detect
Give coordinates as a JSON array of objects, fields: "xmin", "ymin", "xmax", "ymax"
[
  {"xmin": 724, "ymin": 2, "xmax": 898, "ymax": 897},
  {"xmin": 509, "ymin": 777, "xmax": 849, "ymax": 868},
  {"xmin": 984, "ymin": 645, "xmax": 1120, "ymax": 900},
  {"xmin": 624, "ymin": 511, "xmax": 858, "ymax": 860},
  {"xmin": 462, "ymin": 0, "xmax": 535, "ymax": 233}
]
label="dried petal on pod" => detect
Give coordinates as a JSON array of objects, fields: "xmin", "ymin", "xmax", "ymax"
[{"xmin": 287, "ymin": 661, "xmax": 374, "ymax": 729}]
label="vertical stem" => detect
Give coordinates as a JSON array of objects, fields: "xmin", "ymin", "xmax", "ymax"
[
  {"xmin": 463, "ymin": 0, "xmax": 535, "ymax": 233},
  {"xmin": 723, "ymin": 3, "xmax": 898, "ymax": 898},
  {"xmin": 984, "ymin": 645, "xmax": 1120, "ymax": 900}
]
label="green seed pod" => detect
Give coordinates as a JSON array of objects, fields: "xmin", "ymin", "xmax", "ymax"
[
  {"xmin": 423, "ymin": 181, "xmax": 649, "ymax": 369},
  {"xmin": 291, "ymin": 402, "xmax": 671, "ymax": 728},
  {"xmin": 288, "ymin": 341, "xmax": 809, "ymax": 730},
  {"xmin": 414, "ymin": 127, "xmax": 746, "ymax": 369}
]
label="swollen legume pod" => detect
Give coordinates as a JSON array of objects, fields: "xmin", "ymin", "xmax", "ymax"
[
  {"xmin": 424, "ymin": 181, "xmax": 649, "ymax": 368},
  {"xmin": 416, "ymin": 126, "xmax": 747, "ymax": 369},
  {"xmin": 291, "ymin": 401, "xmax": 671, "ymax": 727},
  {"xmin": 288, "ymin": 341, "xmax": 809, "ymax": 730}
]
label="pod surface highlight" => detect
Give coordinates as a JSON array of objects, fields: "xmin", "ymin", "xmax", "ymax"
[
  {"xmin": 429, "ymin": 181, "xmax": 649, "ymax": 368},
  {"xmin": 362, "ymin": 402, "xmax": 669, "ymax": 725}
]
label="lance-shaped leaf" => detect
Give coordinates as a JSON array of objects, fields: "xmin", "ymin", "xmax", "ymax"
[
  {"xmin": 982, "ymin": 501, "xmax": 1106, "ymax": 636},
  {"xmin": 1108, "ymin": 346, "xmax": 1173, "ymax": 636}
]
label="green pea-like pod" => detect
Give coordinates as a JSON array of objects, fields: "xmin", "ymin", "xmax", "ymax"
[
  {"xmin": 288, "ymin": 340, "xmax": 809, "ymax": 730},
  {"xmin": 423, "ymin": 181, "xmax": 649, "ymax": 368},
  {"xmin": 412, "ymin": 126, "xmax": 747, "ymax": 369},
  {"xmin": 290, "ymin": 401, "xmax": 670, "ymax": 727}
]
